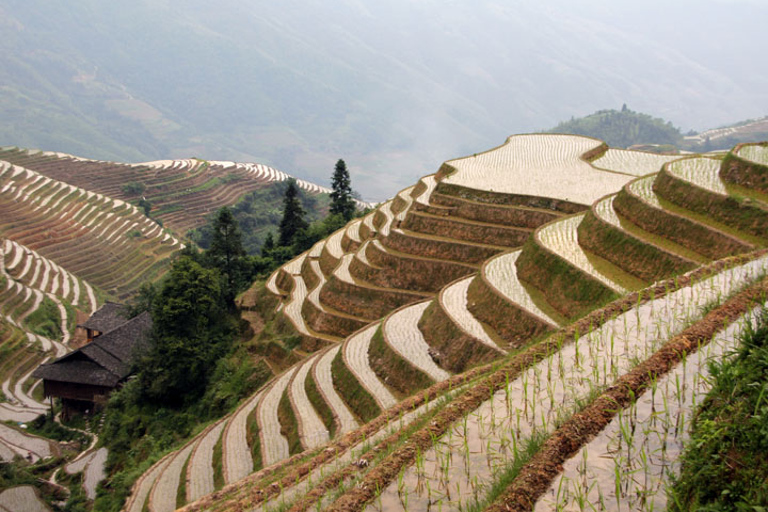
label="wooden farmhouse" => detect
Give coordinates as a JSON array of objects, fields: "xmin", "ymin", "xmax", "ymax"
[{"xmin": 33, "ymin": 303, "xmax": 152, "ymax": 418}]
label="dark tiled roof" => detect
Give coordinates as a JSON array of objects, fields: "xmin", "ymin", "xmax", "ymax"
[
  {"xmin": 33, "ymin": 312, "xmax": 152, "ymax": 388},
  {"xmin": 78, "ymin": 302, "xmax": 129, "ymax": 333}
]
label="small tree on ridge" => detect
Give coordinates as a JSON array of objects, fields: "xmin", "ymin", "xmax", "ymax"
[{"xmin": 330, "ymin": 159, "xmax": 356, "ymax": 221}]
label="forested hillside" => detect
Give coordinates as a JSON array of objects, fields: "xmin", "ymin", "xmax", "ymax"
[{"xmin": 549, "ymin": 106, "xmax": 682, "ymax": 149}]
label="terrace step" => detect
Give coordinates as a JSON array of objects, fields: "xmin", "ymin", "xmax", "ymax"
[
  {"xmin": 372, "ymin": 200, "xmax": 395, "ymax": 237},
  {"xmin": 341, "ymin": 218, "xmax": 363, "ymax": 253},
  {"xmin": 591, "ymin": 147, "xmax": 680, "ymax": 176},
  {"xmin": 721, "ymin": 142, "xmax": 768, "ymax": 195},
  {"xmin": 341, "ymin": 324, "xmax": 397, "ymax": 411},
  {"xmin": 148, "ymin": 438, "xmax": 198, "ymax": 512},
  {"xmin": 615, "ymin": 175, "xmax": 756, "ymax": 260},
  {"xmin": 186, "ymin": 420, "xmax": 226, "ymax": 502},
  {"xmin": 320, "ymin": 253, "xmax": 430, "ymax": 320},
  {"xmin": 369, "ymin": 253, "xmax": 768, "ymax": 512},
  {"xmin": 439, "ymin": 276, "xmax": 505, "ymax": 354},
  {"xmin": 348, "ymin": 239, "xmax": 476, "ymax": 293},
  {"xmin": 402, "ymin": 210, "xmax": 532, "ymax": 247},
  {"xmin": 222, "ymin": 388, "xmax": 267, "ymax": 485},
  {"xmin": 381, "ymin": 301, "xmax": 451, "ymax": 383},
  {"xmin": 655, "ymin": 156, "xmax": 768, "ymax": 239},
  {"xmin": 288, "ymin": 353, "xmax": 330, "ymax": 450},
  {"xmin": 312, "ymin": 346, "xmax": 358, "ymax": 436},
  {"xmin": 515, "ymin": 213, "xmax": 643, "ymax": 320},
  {"xmin": 537, "ymin": 306, "xmax": 760, "ymax": 511},
  {"xmin": 302, "ymin": 259, "xmax": 371, "ymax": 338},
  {"xmin": 577, "ymin": 194, "xmax": 701, "ymax": 282},
  {"xmin": 382, "ymin": 227, "xmax": 506, "ymax": 265},
  {"xmin": 257, "ymin": 368, "xmax": 299, "ymax": 467}
]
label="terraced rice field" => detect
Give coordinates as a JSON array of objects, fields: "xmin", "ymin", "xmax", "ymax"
[
  {"xmin": 415, "ymin": 176, "xmax": 437, "ymax": 206},
  {"xmin": 382, "ymin": 302, "xmax": 451, "ymax": 382},
  {"xmin": 313, "ymin": 346, "xmax": 358, "ymax": 436},
  {"xmin": 0, "ymin": 486, "xmax": 51, "ymax": 512},
  {"xmin": 443, "ymin": 134, "xmax": 633, "ymax": 205},
  {"xmin": 258, "ymin": 369, "xmax": 298, "ymax": 467},
  {"xmin": 344, "ymin": 324, "xmax": 397, "ymax": 410},
  {"xmin": 367, "ymin": 254, "xmax": 768, "ymax": 512},
  {"xmin": 593, "ymin": 195, "xmax": 622, "ymax": 228},
  {"xmin": 0, "ymin": 163, "xmax": 181, "ymax": 300},
  {"xmin": 0, "ymin": 148, "xmax": 367, "ymax": 238},
  {"xmin": 223, "ymin": 390, "xmax": 266, "ymax": 484},
  {"xmin": 186, "ymin": 421, "xmax": 226, "ymax": 502},
  {"xmin": 536, "ymin": 307, "xmax": 761, "ymax": 511},
  {"xmin": 0, "ymin": 423, "xmax": 53, "ymax": 463},
  {"xmin": 736, "ymin": 143, "xmax": 768, "ymax": 165},
  {"xmin": 629, "ymin": 175, "xmax": 663, "ymax": 208},
  {"xmin": 592, "ymin": 149, "xmax": 678, "ymax": 176},
  {"xmin": 149, "ymin": 441, "xmax": 197, "ymax": 512},
  {"xmin": 440, "ymin": 277, "xmax": 506, "ymax": 353},
  {"xmin": 483, "ymin": 250, "xmax": 560, "ymax": 327},
  {"xmin": 666, "ymin": 157, "xmax": 727, "ymax": 195},
  {"xmin": 65, "ymin": 447, "xmax": 108, "ymax": 500},
  {"xmin": 289, "ymin": 353, "xmax": 330, "ymax": 450},
  {"xmin": 538, "ymin": 214, "xmax": 627, "ymax": 292},
  {"xmin": 283, "ymin": 276, "xmax": 311, "ymax": 336}
]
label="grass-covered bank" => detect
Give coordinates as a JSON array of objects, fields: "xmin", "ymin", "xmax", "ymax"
[{"xmin": 669, "ymin": 309, "xmax": 768, "ymax": 510}]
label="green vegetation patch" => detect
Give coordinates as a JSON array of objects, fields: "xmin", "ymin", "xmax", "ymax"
[
  {"xmin": 548, "ymin": 106, "xmax": 682, "ymax": 148},
  {"xmin": 655, "ymin": 168, "xmax": 768, "ymax": 239},
  {"xmin": 24, "ymin": 295, "xmax": 62, "ymax": 340},
  {"xmin": 417, "ymin": 299, "xmax": 503, "ymax": 373},
  {"xmin": 330, "ymin": 347, "xmax": 381, "ymax": 424},
  {"xmin": 304, "ymin": 368, "xmax": 337, "ymax": 438},
  {"xmin": 614, "ymin": 187, "xmax": 753, "ymax": 260},
  {"xmin": 721, "ymin": 148, "xmax": 768, "ymax": 196},
  {"xmin": 368, "ymin": 325, "xmax": 433, "ymax": 398},
  {"xmin": 669, "ymin": 312, "xmax": 768, "ymax": 509},
  {"xmin": 515, "ymin": 237, "xmax": 619, "ymax": 321},
  {"xmin": 212, "ymin": 431, "xmax": 225, "ymax": 490},
  {"xmin": 278, "ymin": 389, "xmax": 303, "ymax": 456},
  {"xmin": 465, "ymin": 273, "xmax": 555, "ymax": 347},
  {"xmin": 176, "ymin": 452, "xmax": 190, "ymax": 509},
  {"xmin": 577, "ymin": 207, "xmax": 696, "ymax": 282}
]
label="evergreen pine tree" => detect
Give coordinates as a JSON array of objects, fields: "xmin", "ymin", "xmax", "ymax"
[
  {"xmin": 278, "ymin": 179, "xmax": 308, "ymax": 246},
  {"xmin": 261, "ymin": 231, "xmax": 275, "ymax": 256},
  {"xmin": 207, "ymin": 207, "xmax": 246, "ymax": 305},
  {"xmin": 330, "ymin": 159, "xmax": 356, "ymax": 221}
]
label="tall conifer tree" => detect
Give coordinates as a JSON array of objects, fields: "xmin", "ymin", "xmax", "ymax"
[
  {"xmin": 278, "ymin": 179, "xmax": 308, "ymax": 246},
  {"xmin": 330, "ymin": 159, "xmax": 355, "ymax": 221}
]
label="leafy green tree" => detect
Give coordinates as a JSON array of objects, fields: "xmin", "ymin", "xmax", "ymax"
[
  {"xmin": 207, "ymin": 207, "xmax": 247, "ymax": 305},
  {"xmin": 261, "ymin": 231, "xmax": 275, "ymax": 257},
  {"xmin": 278, "ymin": 179, "xmax": 308, "ymax": 246},
  {"xmin": 138, "ymin": 257, "xmax": 233, "ymax": 405},
  {"xmin": 330, "ymin": 159, "xmax": 356, "ymax": 221}
]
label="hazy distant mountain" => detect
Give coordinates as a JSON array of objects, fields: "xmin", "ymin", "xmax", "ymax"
[{"xmin": 1, "ymin": 0, "xmax": 766, "ymax": 200}]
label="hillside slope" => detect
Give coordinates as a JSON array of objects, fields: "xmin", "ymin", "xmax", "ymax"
[
  {"xmin": 111, "ymin": 134, "xmax": 768, "ymax": 512},
  {"xmin": 0, "ymin": 148, "xmax": 338, "ymax": 504}
]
